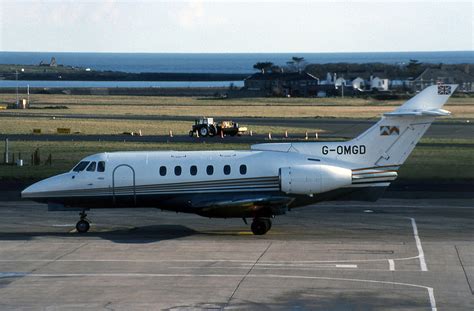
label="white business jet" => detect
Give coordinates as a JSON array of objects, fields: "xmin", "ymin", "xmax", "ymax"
[{"xmin": 22, "ymin": 84, "xmax": 457, "ymax": 235}]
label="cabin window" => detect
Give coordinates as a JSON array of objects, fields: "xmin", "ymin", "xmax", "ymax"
[
  {"xmin": 86, "ymin": 162, "xmax": 97, "ymax": 172},
  {"xmin": 190, "ymin": 165, "xmax": 197, "ymax": 176},
  {"xmin": 239, "ymin": 164, "xmax": 247, "ymax": 175},
  {"xmin": 72, "ymin": 161, "xmax": 90, "ymax": 172},
  {"xmin": 159, "ymin": 166, "xmax": 167, "ymax": 176},
  {"xmin": 174, "ymin": 166, "xmax": 182, "ymax": 176},
  {"xmin": 223, "ymin": 165, "xmax": 231, "ymax": 175},
  {"xmin": 97, "ymin": 161, "xmax": 106, "ymax": 172},
  {"xmin": 206, "ymin": 165, "xmax": 214, "ymax": 175}
]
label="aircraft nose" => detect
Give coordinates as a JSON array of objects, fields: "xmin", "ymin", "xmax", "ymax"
[
  {"xmin": 21, "ymin": 180, "xmax": 48, "ymax": 199},
  {"xmin": 21, "ymin": 174, "xmax": 69, "ymax": 199}
]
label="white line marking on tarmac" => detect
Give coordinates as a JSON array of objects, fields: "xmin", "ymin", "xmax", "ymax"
[
  {"xmin": 428, "ymin": 287, "xmax": 437, "ymax": 311},
  {"xmin": 410, "ymin": 217, "xmax": 428, "ymax": 271},
  {"xmin": 388, "ymin": 259, "xmax": 395, "ymax": 271},
  {"xmin": 169, "ymin": 264, "xmax": 358, "ymax": 270},
  {"xmin": 336, "ymin": 264, "xmax": 357, "ymax": 268},
  {"xmin": 0, "ymin": 272, "xmax": 437, "ymax": 311},
  {"xmin": 241, "ymin": 263, "xmax": 357, "ymax": 268}
]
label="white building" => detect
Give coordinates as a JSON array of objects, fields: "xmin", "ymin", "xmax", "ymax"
[
  {"xmin": 334, "ymin": 77, "xmax": 347, "ymax": 87},
  {"xmin": 352, "ymin": 77, "xmax": 365, "ymax": 91},
  {"xmin": 320, "ymin": 72, "xmax": 334, "ymax": 85},
  {"xmin": 370, "ymin": 76, "xmax": 390, "ymax": 91}
]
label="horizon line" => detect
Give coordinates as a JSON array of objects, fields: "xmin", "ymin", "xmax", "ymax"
[{"xmin": 1, "ymin": 50, "xmax": 472, "ymax": 54}]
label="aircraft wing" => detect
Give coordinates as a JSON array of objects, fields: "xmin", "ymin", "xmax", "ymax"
[{"xmin": 191, "ymin": 195, "xmax": 294, "ymax": 218}]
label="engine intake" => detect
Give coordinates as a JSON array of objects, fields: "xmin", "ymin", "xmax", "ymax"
[{"xmin": 280, "ymin": 165, "xmax": 352, "ymax": 195}]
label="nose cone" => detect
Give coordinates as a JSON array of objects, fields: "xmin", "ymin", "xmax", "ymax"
[
  {"xmin": 21, "ymin": 174, "xmax": 69, "ymax": 199},
  {"xmin": 22, "ymin": 180, "xmax": 49, "ymax": 199}
]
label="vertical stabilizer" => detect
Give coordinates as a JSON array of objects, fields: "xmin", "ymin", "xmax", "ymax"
[
  {"xmin": 348, "ymin": 84, "xmax": 457, "ymax": 168},
  {"xmin": 252, "ymin": 84, "xmax": 457, "ymax": 170}
]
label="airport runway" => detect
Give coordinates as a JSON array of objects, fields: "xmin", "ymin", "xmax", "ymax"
[{"xmin": 0, "ymin": 197, "xmax": 472, "ymax": 310}]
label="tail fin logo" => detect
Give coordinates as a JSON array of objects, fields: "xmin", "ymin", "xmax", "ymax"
[
  {"xmin": 380, "ymin": 126, "xmax": 399, "ymax": 136},
  {"xmin": 438, "ymin": 85, "xmax": 452, "ymax": 95}
]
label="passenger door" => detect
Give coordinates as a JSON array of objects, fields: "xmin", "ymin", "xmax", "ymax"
[{"xmin": 112, "ymin": 164, "xmax": 136, "ymax": 207}]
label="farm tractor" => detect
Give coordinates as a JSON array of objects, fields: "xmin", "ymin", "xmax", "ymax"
[{"xmin": 190, "ymin": 117, "xmax": 247, "ymax": 137}]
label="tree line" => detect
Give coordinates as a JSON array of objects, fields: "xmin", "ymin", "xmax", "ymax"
[{"xmin": 253, "ymin": 58, "xmax": 473, "ymax": 80}]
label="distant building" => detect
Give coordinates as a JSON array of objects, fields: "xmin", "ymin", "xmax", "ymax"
[
  {"xmin": 50, "ymin": 57, "xmax": 57, "ymax": 67},
  {"xmin": 352, "ymin": 77, "xmax": 365, "ymax": 91},
  {"xmin": 334, "ymin": 77, "xmax": 347, "ymax": 88},
  {"xmin": 39, "ymin": 56, "xmax": 58, "ymax": 67},
  {"xmin": 244, "ymin": 71, "xmax": 320, "ymax": 97},
  {"xmin": 322, "ymin": 72, "xmax": 390, "ymax": 92},
  {"xmin": 370, "ymin": 76, "xmax": 390, "ymax": 91}
]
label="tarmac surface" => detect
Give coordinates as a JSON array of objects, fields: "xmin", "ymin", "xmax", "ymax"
[{"xmin": 0, "ymin": 196, "xmax": 472, "ymax": 310}]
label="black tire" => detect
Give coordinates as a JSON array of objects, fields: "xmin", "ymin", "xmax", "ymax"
[
  {"xmin": 264, "ymin": 219, "xmax": 272, "ymax": 231},
  {"xmin": 251, "ymin": 219, "xmax": 269, "ymax": 235},
  {"xmin": 209, "ymin": 125, "xmax": 217, "ymax": 137},
  {"xmin": 199, "ymin": 127, "xmax": 209, "ymax": 137},
  {"xmin": 76, "ymin": 220, "xmax": 90, "ymax": 233}
]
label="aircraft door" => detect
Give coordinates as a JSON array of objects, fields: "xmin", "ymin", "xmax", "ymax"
[{"xmin": 112, "ymin": 164, "xmax": 136, "ymax": 207}]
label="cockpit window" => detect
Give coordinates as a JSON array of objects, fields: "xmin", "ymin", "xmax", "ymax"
[
  {"xmin": 72, "ymin": 161, "xmax": 90, "ymax": 172},
  {"xmin": 97, "ymin": 161, "xmax": 105, "ymax": 172},
  {"xmin": 86, "ymin": 162, "xmax": 97, "ymax": 172}
]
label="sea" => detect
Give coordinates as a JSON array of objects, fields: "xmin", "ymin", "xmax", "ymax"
[{"xmin": 0, "ymin": 51, "xmax": 472, "ymax": 88}]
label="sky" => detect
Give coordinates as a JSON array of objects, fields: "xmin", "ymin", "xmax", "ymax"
[{"xmin": 0, "ymin": 0, "xmax": 472, "ymax": 53}]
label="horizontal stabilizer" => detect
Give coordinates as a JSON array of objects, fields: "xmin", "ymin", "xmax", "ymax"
[
  {"xmin": 384, "ymin": 108, "xmax": 451, "ymax": 117},
  {"xmin": 390, "ymin": 84, "xmax": 457, "ymax": 116}
]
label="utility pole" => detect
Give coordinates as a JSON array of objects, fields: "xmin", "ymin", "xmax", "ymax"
[
  {"xmin": 15, "ymin": 70, "xmax": 19, "ymax": 107},
  {"xmin": 15, "ymin": 68, "xmax": 24, "ymax": 107},
  {"xmin": 4, "ymin": 138, "xmax": 9, "ymax": 164},
  {"xmin": 341, "ymin": 75, "xmax": 345, "ymax": 98}
]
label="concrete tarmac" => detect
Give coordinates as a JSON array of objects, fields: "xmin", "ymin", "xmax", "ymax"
[{"xmin": 0, "ymin": 197, "xmax": 472, "ymax": 310}]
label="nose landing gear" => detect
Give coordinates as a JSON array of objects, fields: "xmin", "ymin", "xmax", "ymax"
[
  {"xmin": 76, "ymin": 210, "xmax": 90, "ymax": 233},
  {"xmin": 251, "ymin": 218, "xmax": 272, "ymax": 235}
]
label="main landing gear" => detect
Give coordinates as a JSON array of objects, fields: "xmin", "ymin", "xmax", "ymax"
[
  {"xmin": 76, "ymin": 210, "xmax": 90, "ymax": 233},
  {"xmin": 251, "ymin": 218, "xmax": 272, "ymax": 235}
]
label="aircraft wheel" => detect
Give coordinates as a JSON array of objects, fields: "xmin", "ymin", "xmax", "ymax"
[
  {"xmin": 264, "ymin": 218, "xmax": 272, "ymax": 231},
  {"xmin": 251, "ymin": 218, "xmax": 271, "ymax": 235},
  {"xmin": 199, "ymin": 127, "xmax": 209, "ymax": 137},
  {"xmin": 76, "ymin": 220, "xmax": 90, "ymax": 233}
]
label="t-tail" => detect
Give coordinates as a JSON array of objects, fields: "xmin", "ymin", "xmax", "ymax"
[{"xmin": 252, "ymin": 84, "xmax": 458, "ymax": 199}]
